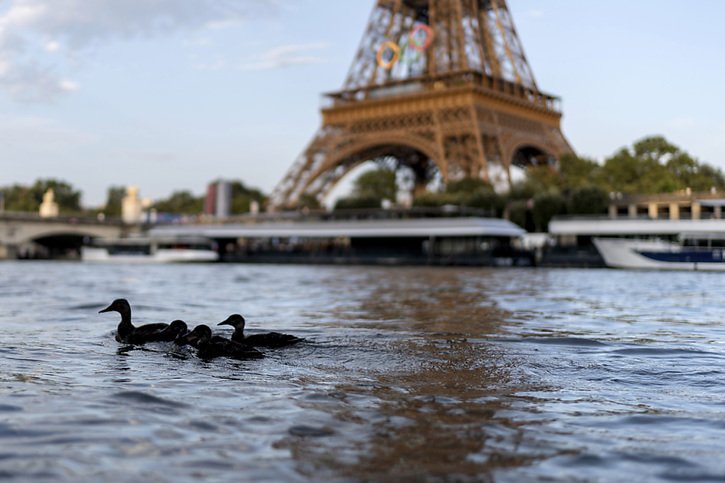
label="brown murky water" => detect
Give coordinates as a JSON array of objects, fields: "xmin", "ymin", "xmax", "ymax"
[{"xmin": 1, "ymin": 262, "xmax": 724, "ymax": 481}]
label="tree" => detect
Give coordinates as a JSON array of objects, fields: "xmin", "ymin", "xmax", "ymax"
[
  {"xmin": 353, "ymin": 169, "xmax": 397, "ymax": 202},
  {"xmin": 507, "ymin": 200, "xmax": 532, "ymax": 231},
  {"xmin": 104, "ymin": 186, "xmax": 126, "ymax": 217},
  {"xmin": 1, "ymin": 184, "xmax": 36, "ymax": 212},
  {"xmin": 558, "ymin": 153, "xmax": 602, "ymax": 192},
  {"xmin": 446, "ymin": 177, "xmax": 491, "ymax": 195},
  {"xmin": 467, "ymin": 190, "xmax": 505, "ymax": 216},
  {"xmin": 334, "ymin": 196, "xmax": 381, "ymax": 210},
  {"xmin": 228, "ymin": 180, "xmax": 267, "ymax": 214},
  {"xmin": 154, "ymin": 191, "xmax": 204, "ymax": 214},
  {"xmin": 600, "ymin": 141, "xmax": 678, "ymax": 194},
  {"xmin": 568, "ymin": 186, "xmax": 608, "ymax": 215},
  {"xmin": 532, "ymin": 192, "xmax": 566, "ymax": 232},
  {"xmin": 297, "ymin": 193, "xmax": 321, "ymax": 210},
  {"xmin": 412, "ymin": 192, "xmax": 459, "ymax": 208},
  {"xmin": 33, "ymin": 179, "xmax": 82, "ymax": 213},
  {"xmin": 599, "ymin": 136, "xmax": 724, "ymax": 194},
  {"xmin": 0, "ymin": 179, "xmax": 81, "ymax": 213}
]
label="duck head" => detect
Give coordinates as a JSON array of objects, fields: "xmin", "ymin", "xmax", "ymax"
[
  {"xmin": 99, "ymin": 299, "xmax": 131, "ymax": 317},
  {"xmin": 218, "ymin": 314, "xmax": 246, "ymax": 330}
]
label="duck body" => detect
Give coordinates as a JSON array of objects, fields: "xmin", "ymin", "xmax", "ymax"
[
  {"xmin": 235, "ymin": 331, "xmax": 302, "ymax": 349},
  {"xmin": 134, "ymin": 320, "xmax": 188, "ymax": 344},
  {"xmin": 176, "ymin": 325, "xmax": 265, "ymax": 360},
  {"xmin": 99, "ymin": 299, "xmax": 169, "ymax": 344},
  {"xmin": 218, "ymin": 314, "xmax": 302, "ymax": 349}
]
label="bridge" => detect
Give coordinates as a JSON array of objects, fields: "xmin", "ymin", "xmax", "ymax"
[{"xmin": 0, "ymin": 213, "xmax": 125, "ymax": 260}]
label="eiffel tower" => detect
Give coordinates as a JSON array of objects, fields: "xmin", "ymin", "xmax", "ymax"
[{"xmin": 272, "ymin": 0, "xmax": 572, "ymax": 209}]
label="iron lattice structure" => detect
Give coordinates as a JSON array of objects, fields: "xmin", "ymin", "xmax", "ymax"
[{"xmin": 272, "ymin": 0, "xmax": 572, "ymax": 208}]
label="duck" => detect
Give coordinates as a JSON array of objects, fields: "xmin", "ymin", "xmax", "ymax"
[
  {"xmin": 175, "ymin": 325, "xmax": 265, "ymax": 361},
  {"xmin": 139, "ymin": 320, "xmax": 188, "ymax": 344},
  {"xmin": 99, "ymin": 298, "xmax": 169, "ymax": 344},
  {"xmin": 218, "ymin": 314, "xmax": 303, "ymax": 348}
]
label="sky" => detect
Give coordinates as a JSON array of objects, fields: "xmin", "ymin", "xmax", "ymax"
[{"xmin": 0, "ymin": 0, "xmax": 723, "ymax": 207}]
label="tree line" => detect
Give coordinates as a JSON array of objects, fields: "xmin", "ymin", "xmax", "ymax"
[
  {"xmin": 332, "ymin": 136, "xmax": 725, "ymax": 231},
  {"xmin": 0, "ymin": 179, "xmax": 266, "ymax": 218}
]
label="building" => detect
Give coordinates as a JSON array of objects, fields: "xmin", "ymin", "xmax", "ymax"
[
  {"xmin": 205, "ymin": 180, "xmax": 232, "ymax": 219},
  {"xmin": 606, "ymin": 189, "xmax": 723, "ymax": 220}
]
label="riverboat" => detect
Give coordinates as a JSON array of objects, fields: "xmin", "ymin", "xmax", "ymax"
[
  {"xmin": 81, "ymin": 236, "xmax": 219, "ymax": 263},
  {"xmin": 547, "ymin": 216, "xmax": 725, "ymax": 268},
  {"xmin": 593, "ymin": 235, "xmax": 725, "ymax": 271}
]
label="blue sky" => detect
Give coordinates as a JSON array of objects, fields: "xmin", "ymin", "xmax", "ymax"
[{"xmin": 0, "ymin": 0, "xmax": 723, "ymax": 207}]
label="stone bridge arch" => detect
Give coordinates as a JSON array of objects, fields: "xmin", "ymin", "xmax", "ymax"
[{"xmin": 0, "ymin": 217, "xmax": 123, "ymax": 259}]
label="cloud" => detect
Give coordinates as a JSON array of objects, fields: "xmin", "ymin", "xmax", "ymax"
[
  {"xmin": 238, "ymin": 42, "xmax": 328, "ymax": 72},
  {"xmin": 44, "ymin": 40, "xmax": 60, "ymax": 52},
  {"xmin": 0, "ymin": 0, "xmax": 280, "ymax": 102}
]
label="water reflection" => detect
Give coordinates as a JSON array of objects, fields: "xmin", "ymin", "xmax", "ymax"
[{"xmin": 280, "ymin": 268, "xmax": 554, "ymax": 480}]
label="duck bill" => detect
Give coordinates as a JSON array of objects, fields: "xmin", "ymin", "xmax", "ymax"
[
  {"xmin": 99, "ymin": 304, "xmax": 113, "ymax": 314},
  {"xmin": 218, "ymin": 320, "xmax": 233, "ymax": 327}
]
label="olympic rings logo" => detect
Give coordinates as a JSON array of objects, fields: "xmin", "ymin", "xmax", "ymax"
[
  {"xmin": 376, "ymin": 24, "xmax": 434, "ymax": 70},
  {"xmin": 409, "ymin": 24, "xmax": 434, "ymax": 51},
  {"xmin": 376, "ymin": 41, "xmax": 401, "ymax": 70}
]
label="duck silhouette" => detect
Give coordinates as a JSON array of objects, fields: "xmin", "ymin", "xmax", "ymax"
[
  {"xmin": 176, "ymin": 325, "xmax": 265, "ymax": 360},
  {"xmin": 218, "ymin": 314, "xmax": 302, "ymax": 348},
  {"xmin": 142, "ymin": 320, "xmax": 188, "ymax": 343},
  {"xmin": 99, "ymin": 299, "xmax": 169, "ymax": 344}
]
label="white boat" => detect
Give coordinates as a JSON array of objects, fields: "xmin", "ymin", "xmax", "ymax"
[
  {"xmin": 81, "ymin": 236, "xmax": 219, "ymax": 263},
  {"xmin": 593, "ymin": 236, "xmax": 725, "ymax": 271}
]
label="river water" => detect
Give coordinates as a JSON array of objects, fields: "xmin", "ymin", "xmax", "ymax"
[{"xmin": 1, "ymin": 262, "xmax": 724, "ymax": 482}]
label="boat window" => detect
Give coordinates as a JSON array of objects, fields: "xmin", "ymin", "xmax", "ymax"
[{"xmin": 107, "ymin": 245, "xmax": 152, "ymax": 256}]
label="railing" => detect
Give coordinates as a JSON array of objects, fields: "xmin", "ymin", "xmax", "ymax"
[
  {"xmin": 552, "ymin": 214, "xmax": 725, "ymax": 222},
  {"xmin": 214, "ymin": 206, "xmax": 499, "ymax": 225},
  {"xmin": 324, "ymin": 70, "xmax": 562, "ymax": 114},
  {"xmin": 0, "ymin": 211, "xmax": 124, "ymax": 226}
]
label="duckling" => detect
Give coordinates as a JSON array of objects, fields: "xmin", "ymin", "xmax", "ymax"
[
  {"xmin": 99, "ymin": 298, "xmax": 168, "ymax": 344},
  {"xmin": 139, "ymin": 320, "xmax": 188, "ymax": 344},
  {"xmin": 176, "ymin": 325, "xmax": 265, "ymax": 361},
  {"xmin": 218, "ymin": 314, "xmax": 302, "ymax": 348}
]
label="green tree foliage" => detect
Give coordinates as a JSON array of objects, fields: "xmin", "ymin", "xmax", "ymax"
[
  {"xmin": 411, "ymin": 192, "xmax": 460, "ymax": 208},
  {"xmin": 353, "ymin": 169, "xmax": 397, "ymax": 201},
  {"xmin": 1, "ymin": 184, "xmax": 36, "ymax": 212},
  {"xmin": 228, "ymin": 181, "xmax": 266, "ymax": 214},
  {"xmin": 503, "ymin": 136, "xmax": 725, "ymax": 228},
  {"xmin": 446, "ymin": 177, "xmax": 490, "ymax": 195},
  {"xmin": 467, "ymin": 190, "xmax": 506, "ymax": 216},
  {"xmin": 104, "ymin": 186, "xmax": 126, "ymax": 217},
  {"xmin": 333, "ymin": 168, "xmax": 397, "ymax": 210},
  {"xmin": 297, "ymin": 194, "xmax": 321, "ymax": 210},
  {"xmin": 0, "ymin": 179, "xmax": 81, "ymax": 213},
  {"xmin": 154, "ymin": 191, "xmax": 204, "ymax": 214},
  {"xmin": 600, "ymin": 146, "xmax": 677, "ymax": 194},
  {"xmin": 568, "ymin": 186, "xmax": 608, "ymax": 215},
  {"xmin": 532, "ymin": 193, "xmax": 566, "ymax": 232},
  {"xmin": 558, "ymin": 153, "xmax": 602, "ymax": 191},
  {"xmin": 333, "ymin": 196, "xmax": 381, "ymax": 210},
  {"xmin": 598, "ymin": 136, "xmax": 725, "ymax": 194},
  {"xmin": 412, "ymin": 177, "xmax": 504, "ymax": 215},
  {"xmin": 507, "ymin": 200, "xmax": 531, "ymax": 232},
  {"xmin": 518, "ymin": 165, "xmax": 561, "ymax": 195}
]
